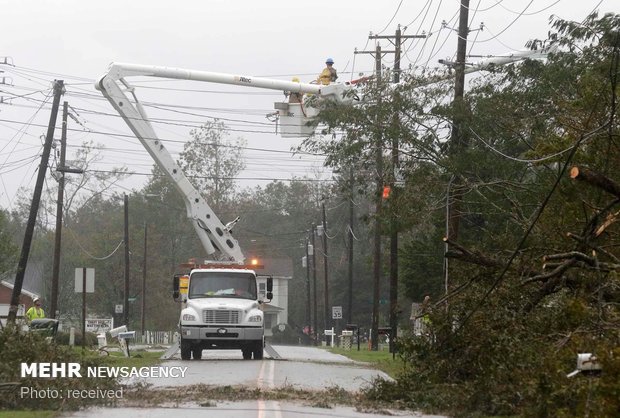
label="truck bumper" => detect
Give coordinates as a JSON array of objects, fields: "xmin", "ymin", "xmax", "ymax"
[{"xmin": 180, "ymin": 325, "xmax": 263, "ymax": 341}]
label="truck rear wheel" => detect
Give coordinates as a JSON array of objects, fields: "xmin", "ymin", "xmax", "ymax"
[
  {"xmin": 252, "ymin": 341, "xmax": 263, "ymax": 360},
  {"xmin": 180, "ymin": 339, "xmax": 192, "ymax": 360}
]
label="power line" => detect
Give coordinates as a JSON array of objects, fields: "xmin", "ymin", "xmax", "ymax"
[{"xmin": 86, "ymin": 168, "xmax": 336, "ymax": 183}]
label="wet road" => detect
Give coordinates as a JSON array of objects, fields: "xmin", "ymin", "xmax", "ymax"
[
  {"xmin": 63, "ymin": 345, "xmax": 448, "ymax": 418},
  {"xmin": 126, "ymin": 345, "xmax": 387, "ymax": 392}
]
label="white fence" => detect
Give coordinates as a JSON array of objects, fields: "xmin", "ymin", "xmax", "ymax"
[{"xmin": 140, "ymin": 330, "xmax": 178, "ymax": 345}]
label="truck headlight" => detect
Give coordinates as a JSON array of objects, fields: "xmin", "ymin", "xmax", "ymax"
[
  {"xmin": 182, "ymin": 314, "xmax": 196, "ymax": 321},
  {"xmin": 248, "ymin": 315, "xmax": 262, "ymax": 323}
]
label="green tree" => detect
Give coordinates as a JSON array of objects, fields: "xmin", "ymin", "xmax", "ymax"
[
  {"xmin": 363, "ymin": 12, "xmax": 620, "ymax": 416},
  {"xmin": 0, "ymin": 209, "xmax": 18, "ymax": 274},
  {"xmin": 179, "ymin": 120, "xmax": 246, "ymax": 212}
]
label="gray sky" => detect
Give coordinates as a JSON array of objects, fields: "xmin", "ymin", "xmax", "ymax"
[{"xmin": 0, "ymin": 0, "xmax": 615, "ymax": 211}]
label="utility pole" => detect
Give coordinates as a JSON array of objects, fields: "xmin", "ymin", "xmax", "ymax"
[
  {"xmin": 310, "ymin": 225, "xmax": 318, "ymax": 345},
  {"xmin": 354, "ymin": 43, "xmax": 384, "ymax": 351},
  {"xmin": 124, "ymin": 194, "xmax": 130, "ymax": 326},
  {"xmin": 7, "ymin": 80, "xmax": 64, "ymax": 324},
  {"xmin": 447, "ymin": 0, "xmax": 471, "ymax": 242},
  {"xmin": 357, "ymin": 28, "xmax": 425, "ymax": 350},
  {"xmin": 50, "ymin": 101, "xmax": 68, "ymax": 319},
  {"xmin": 444, "ymin": 0, "xmax": 471, "ymax": 306},
  {"xmin": 370, "ymin": 26, "xmax": 425, "ymax": 353},
  {"xmin": 305, "ymin": 239, "xmax": 311, "ymax": 334},
  {"xmin": 321, "ymin": 201, "xmax": 330, "ymax": 337},
  {"xmin": 347, "ymin": 167, "xmax": 354, "ymax": 325},
  {"xmin": 141, "ymin": 222, "xmax": 147, "ymax": 336}
]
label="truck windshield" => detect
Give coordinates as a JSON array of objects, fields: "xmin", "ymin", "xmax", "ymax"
[{"xmin": 188, "ymin": 271, "xmax": 257, "ymax": 300}]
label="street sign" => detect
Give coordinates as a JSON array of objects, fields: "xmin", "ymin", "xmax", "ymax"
[
  {"xmin": 85, "ymin": 318, "xmax": 114, "ymax": 334},
  {"xmin": 332, "ymin": 306, "xmax": 343, "ymax": 320},
  {"xmin": 115, "ymin": 304, "xmax": 123, "ymax": 314},
  {"xmin": 74, "ymin": 268, "xmax": 95, "ymax": 293}
]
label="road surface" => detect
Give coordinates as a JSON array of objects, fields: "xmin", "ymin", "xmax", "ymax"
[{"xmin": 63, "ymin": 345, "xmax": 447, "ymax": 418}]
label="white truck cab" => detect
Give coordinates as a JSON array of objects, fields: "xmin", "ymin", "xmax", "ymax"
[{"xmin": 173, "ymin": 267, "xmax": 273, "ymax": 360}]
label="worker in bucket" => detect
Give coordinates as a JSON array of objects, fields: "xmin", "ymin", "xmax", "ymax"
[
  {"xmin": 288, "ymin": 77, "xmax": 304, "ymax": 103},
  {"xmin": 318, "ymin": 58, "xmax": 338, "ymax": 85}
]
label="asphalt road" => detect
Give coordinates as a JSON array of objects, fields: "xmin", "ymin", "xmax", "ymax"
[{"xmin": 63, "ymin": 345, "xmax": 448, "ymax": 418}]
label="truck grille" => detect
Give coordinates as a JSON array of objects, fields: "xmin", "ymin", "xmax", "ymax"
[{"xmin": 203, "ymin": 309, "xmax": 240, "ymax": 324}]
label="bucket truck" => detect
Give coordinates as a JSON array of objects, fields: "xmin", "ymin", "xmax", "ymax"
[{"xmin": 95, "ymin": 63, "xmax": 350, "ymax": 360}]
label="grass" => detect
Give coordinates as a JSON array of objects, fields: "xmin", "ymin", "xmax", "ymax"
[
  {"xmin": 324, "ymin": 346, "xmax": 405, "ymax": 378},
  {"xmin": 102, "ymin": 350, "xmax": 165, "ymax": 368},
  {"xmin": 0, "ymin": 411, "xmax": 59, "ymax": 418}
]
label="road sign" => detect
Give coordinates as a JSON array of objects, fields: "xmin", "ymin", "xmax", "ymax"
[
  {"xmin": 85, "ymin": 318, "xmax": 114, "ymax": 334},
  {"xmin": 115, "ymin": 304, "xmax": 123, "ymax": 314},
  {"xmin": 74, "ymin": 268, "xmax": 95, "ymax": 293},
  {"xmin": 332, "ymin": 306, "xmax": 343, "ymax": 320}
]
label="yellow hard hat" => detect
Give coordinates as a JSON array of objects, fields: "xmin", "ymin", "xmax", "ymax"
[{"xmin": 292, "ymin": 77, "xmax": 300, "ymax": 83}]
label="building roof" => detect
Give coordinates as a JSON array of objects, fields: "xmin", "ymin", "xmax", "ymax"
[{"xmin": 1, "ymin": 280, "xmax": 40, "ymax": 300}]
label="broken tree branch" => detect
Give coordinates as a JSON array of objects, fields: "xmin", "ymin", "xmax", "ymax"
[
  {"xmin": 443, "ymin": 237, "xmax": 504, "ymax": 268},
  {"xmin": 566, "ymin": 232, "xmax": 620, "ymax": 263},
  {"xmin": 570, "ymin": 166, "xmax": 620, "ymax": 199},
  {"xmin": 522, "ymin": 259, "xmax": 576, "ymax": 284}
]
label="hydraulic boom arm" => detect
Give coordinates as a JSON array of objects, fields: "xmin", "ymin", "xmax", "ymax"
[{"xmin": 96, "ymin": 63, "xmax": 333, "ymax": 263}]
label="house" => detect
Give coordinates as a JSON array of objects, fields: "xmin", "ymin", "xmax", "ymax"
[
  {"xmin": 256, "ymin": 258, "xmax": 292, "ymax": 336},
  {"xmin": 0, "ymin": 280, "xmax": 40, "ymax": 326}
]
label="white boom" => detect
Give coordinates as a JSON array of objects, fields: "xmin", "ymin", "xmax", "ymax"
[{"xmin": 96, "ymin": 62, "xmax": 351, "ymax": 263}]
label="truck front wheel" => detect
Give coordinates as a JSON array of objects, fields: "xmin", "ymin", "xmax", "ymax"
[
  {"xmin": 180, "ymin": 339, "xmax": 192, "ymax": 360},
  {"xmin": 252, "ymin": 340, "xmax": 264, "ymax": 360},
  {"xmin": 192, "ymin": 347, "xmax": 203, "ymax": 360}
]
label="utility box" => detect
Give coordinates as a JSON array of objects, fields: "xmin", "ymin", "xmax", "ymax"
[
  {"xmin": 340, "ymin": 330, "xmax": 353, "ymax": 351},
  {"xmin": 274, "ymin": 102, "xmax": 317, "ymax": 138}
]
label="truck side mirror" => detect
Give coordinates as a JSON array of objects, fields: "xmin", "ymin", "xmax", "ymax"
[
  {"xmin": 266, "ymin": 277, "xmax": 273, "ymax": 301},
  {"xmin": 172, "ymin": 274, "xmax": 181, "ymax": 301}
]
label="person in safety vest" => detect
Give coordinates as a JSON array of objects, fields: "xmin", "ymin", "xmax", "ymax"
[
  {"xmin": 288, "ymin": 77, "xmax": 304, "ymax": 103},
  {"xmin": 318, "ymin": 58, "xmax": 338, "ymax": 85},
  {"xmin": 26, "ymin": 297, "xmax": 45, "ymax": 322}
]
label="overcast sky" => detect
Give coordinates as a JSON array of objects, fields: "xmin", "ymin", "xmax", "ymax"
[{"xmin": 0, "ymin": 0, "xmax": 615, "ymax": 212}]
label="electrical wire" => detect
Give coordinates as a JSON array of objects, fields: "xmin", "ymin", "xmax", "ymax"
[
  {"xmin": 472, "ymin": 0, "xmax": 535, "ymax": 43},
  {"xmin": 498, "ymin": 0, "xmax": 562, "ymax": 16},
  {"xmin": 66, "ymin": 227, "xmax": 125, "ymax": 260},
  {"xmin": 375, "ymin": 0, "xmax": 406, "ymax": 35},
  {"xmin": 469, "ymin": 127, "xmax": 590, "ymax": 163}
]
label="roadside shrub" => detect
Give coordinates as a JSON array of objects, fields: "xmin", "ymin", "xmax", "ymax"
[
  {"xmin": 0, "ymin": 326, "xmax": 120, "ymax": 411},
  {"xmin": 270, "ymin": 324, "xmax": 301, "ymax": 345},
  {"xmin": 55, "ymin": 331, "xmax": 99, "ymax": 347}
]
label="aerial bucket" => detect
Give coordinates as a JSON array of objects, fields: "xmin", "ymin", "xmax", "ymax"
[{"xmin": 274, "ymin": 102, "xmax": 318, "ymax": 138}]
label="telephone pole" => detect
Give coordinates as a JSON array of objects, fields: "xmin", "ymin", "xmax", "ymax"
[
  {"xmin": 141, "ymin": 222, "xmax": 147, "ymax": 336},
  {"xmin": 7, "ymin": 80, "xmax": 64, "ymax": 324},
  {"xmin": 445, "ymin": 1, "xmax": 471, "ymax": 306},
  {"xmin": 50, "ymin": 101, "xmax": 68, "ymax": 319},
  {"xmin": 305, "ymin": 239, "xmax": 311, "ymax": 333},
  {"xmin": 371, "ymin": 25, "xmax": 423, "ymax": 353},
  {"xmin": 447, "ymin": 0, "xmax": 471, "ymax": 242},
  {"xmin": 310, "ymin": 225, "xmax": 318, "ymax": 345},
  {"xmin": 356, "ymin": 43, "xmax": 384, "ymax": 351},
  {"xmin": 347, "ymin": 167, "xmax": 354, "ymax": 325},
  {"xmin": 124, "ymin": 194, "xmax": 130, "ymax": 326},
  {"xmin": 356, "ymin": 27, "xmax": 425, "ymax": 350},
  {"xmin": 321, "ymin": 201, "xmax": 330, "ymax": 335}
]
